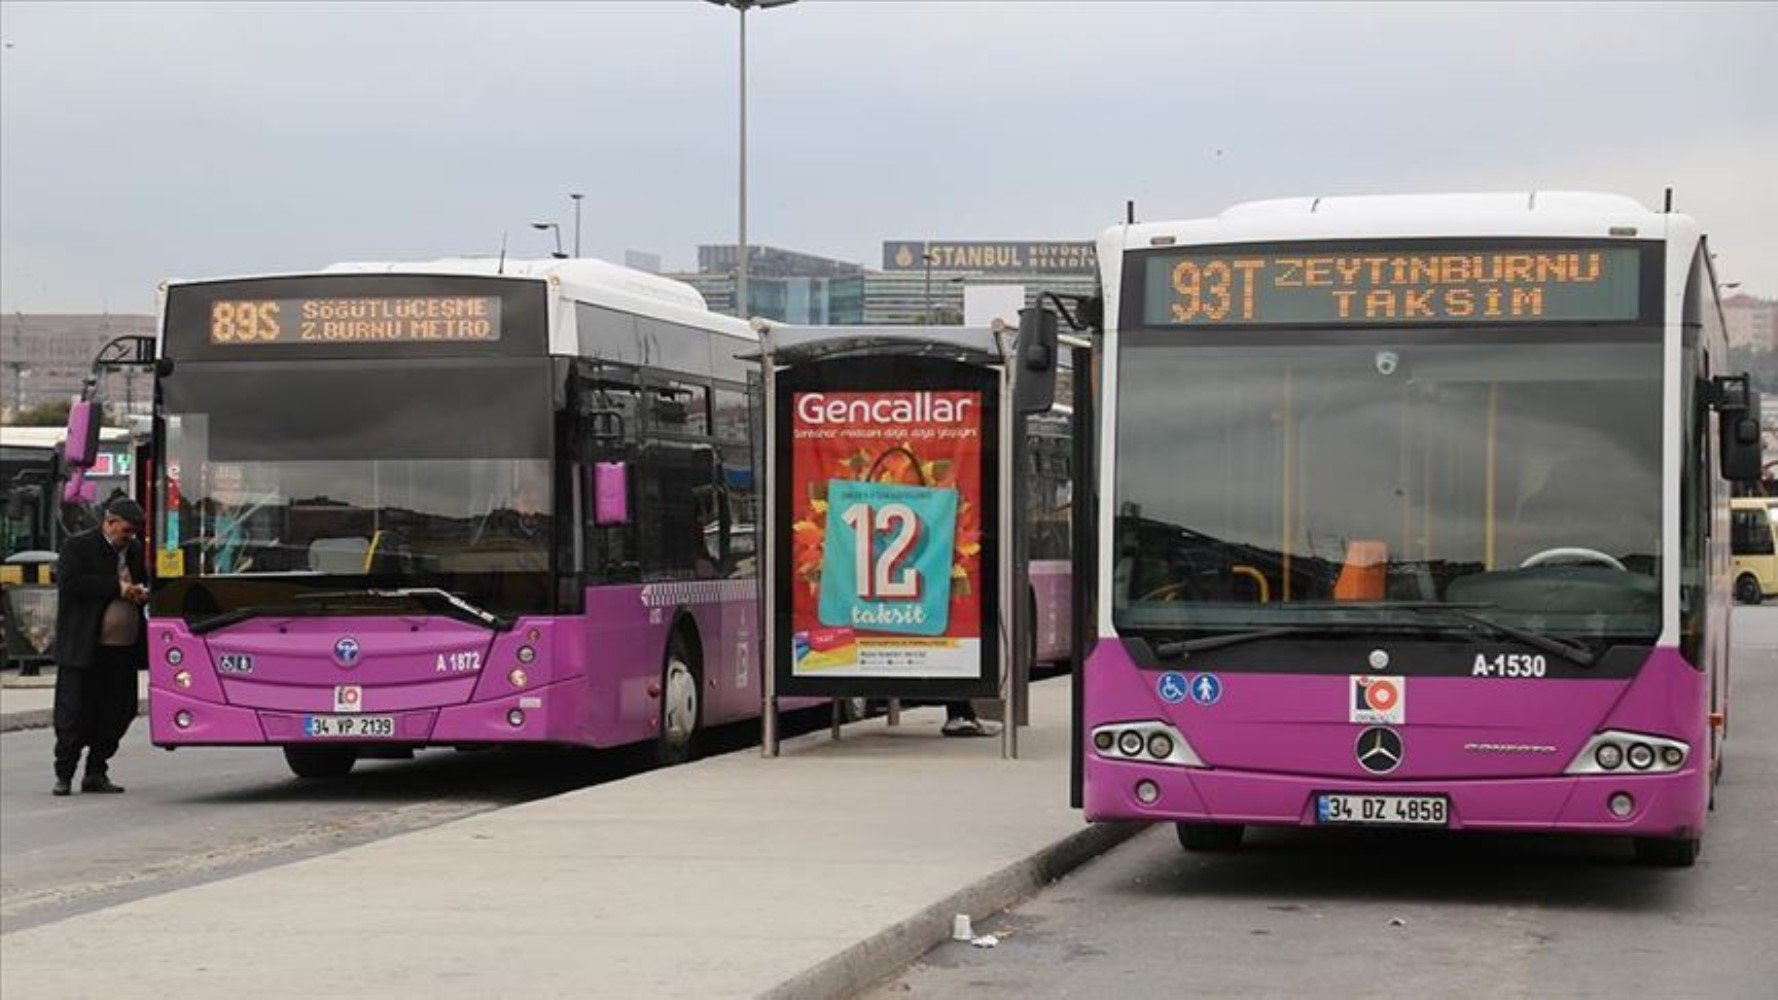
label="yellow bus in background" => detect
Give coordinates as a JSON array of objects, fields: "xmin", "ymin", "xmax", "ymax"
[{"xmin": 1730, "ymin": 497, "xmax": 1778, "ymax": 605}]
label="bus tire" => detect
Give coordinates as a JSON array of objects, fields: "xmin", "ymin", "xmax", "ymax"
[
  {"xmin": 655, "ymin": 627, "xmax": 701, "ymax": 767},
  {"xmin": 1632, "ymin": 836, "xmax": 1700, "ymax": 868},
  {"xmin": 1175, "ymin": 822, "xmax": 1244, "ymax": 852},
  {"xmin": 282, "ymin": 745, "xmax": 357, "ymax": 779},
  {"xmin": 1734, "ymin": 574, "xmax": 1762, "ymax": 605}
]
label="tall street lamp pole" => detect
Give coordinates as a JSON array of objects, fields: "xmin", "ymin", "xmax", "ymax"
[
  {"xmin": 570, "ymin": 193, "xmax": 584, "ymax": 257},
  {"xmin": 705, "ymin": 0, "xmax": 797, "ymax": 318},
  {"xmin": 530, "ymin": 222, "xmax": 566, "ymax": 259}
]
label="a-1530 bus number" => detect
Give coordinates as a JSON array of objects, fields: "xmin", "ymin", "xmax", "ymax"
[{"xmin": 1472, "ymin": 653, "xmax": 1549, "ymax": 678}]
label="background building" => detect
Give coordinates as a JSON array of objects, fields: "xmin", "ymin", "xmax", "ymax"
[
  {"xmin": 1, "ymin": 314, "xmax": 154, "ymax": 422},
  {"xmin": 672, "ymin": 240, "xmax": 1099, "ymax": 326},
  {"xmin": 1725, "ymin": 294, "xmax": 1777, "ymax": 353}
]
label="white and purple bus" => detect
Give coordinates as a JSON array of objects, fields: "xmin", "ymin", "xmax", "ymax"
[
  {"xmin": 145, "ymin": 258, "xmax": 767, "ymax": 777},
  {"xmin": 1080, "ymin": 192, "xmax": 1759, "ymax": 866},
  {"xmin": 1025, "ymin": 408, "xmax": 1073, "ymax": 670}
]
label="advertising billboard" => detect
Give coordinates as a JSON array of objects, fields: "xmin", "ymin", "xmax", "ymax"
[{"xmin": 774, "ymin": 357, "xmax": 998, "ymax": 699}]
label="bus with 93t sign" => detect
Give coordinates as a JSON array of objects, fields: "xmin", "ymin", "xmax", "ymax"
[
  {"xmin": 140, "ymin": 258, "xmax": 771, "ymax": 776},
  {"xmin": 1078, "ymin": 192, "xmax": 1760, "ymax": 866}
]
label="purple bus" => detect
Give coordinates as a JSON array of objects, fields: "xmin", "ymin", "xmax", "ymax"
[
  {"xmin": 1079, "ymin": 193, "xmax": 1759, "ymax": 866},
  {"xmin": 142, "ymin": 259, "xmax": 770, "ymax": 777},
  {"xmin": 1025, "ymin": 408, "xmax": 1073, "ymax": 669}
]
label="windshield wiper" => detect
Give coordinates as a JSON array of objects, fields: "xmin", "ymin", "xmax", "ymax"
[
  {"xmin": 364, "ymin": 587, "xmax": 513, "ymax": 632},
  {"xmin": 187, "ymin": 599, "xmax": 340, "ymax": 635},
  {"xmin": 1405, "ymin": 605, "xmax": 1599, "ymax": 668},
  {"xmin": 1151, "ymin": 620, "xmax": 1452, "ymax": 660},
  {"xmin": 188, "ymin": 588, "xmax": 513, "ymax": 636},
  {"xmin": 1147, "ymin": 603, "xmax": 1598, "ymax": 667}
]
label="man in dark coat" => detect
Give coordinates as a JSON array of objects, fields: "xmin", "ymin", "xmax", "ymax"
[{"xmin": 51, "ymin": 496, "xmax": 148, "ymax": 795}]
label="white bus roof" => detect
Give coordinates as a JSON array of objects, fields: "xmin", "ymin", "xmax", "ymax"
[
  {"xmin": 1116, "ymin": 191, "xmax": 1683, "ymax": 249},
  {"xmin": 161, "ymin": 255, "xmax": 753, "ymax": 354},
  {"xmin": 319, "ymin": 257, "xmax": 713, "ymax": 316}
]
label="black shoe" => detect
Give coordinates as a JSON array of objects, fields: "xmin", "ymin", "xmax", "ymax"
[
  {"xmin": 52, "ymin": 779, "xmax": 72, "ymax": 797},
  {"xmin": 80, "ymin": 776, "xmax": 125, "ymax": 794}
]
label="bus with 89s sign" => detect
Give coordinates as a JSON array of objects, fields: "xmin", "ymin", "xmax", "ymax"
[
  {"xmin": 1075, "ymin": 191, "xmax": 1760, "ymax": 866},
  {"xmin": 140, "ymin": 257, "xmax": 774, "ymax": 777}
]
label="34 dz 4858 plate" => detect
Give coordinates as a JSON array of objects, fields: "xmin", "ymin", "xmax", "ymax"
[{"xmin": 1315, "ymin": 793, "xmax": 1449, "ymax": 827}]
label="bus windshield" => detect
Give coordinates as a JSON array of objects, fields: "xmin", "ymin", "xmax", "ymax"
[
  {"xmin": 154, "ymin": 359, "xmax": 556, "ymax": 616},
  {"xmin": 1112, "ymin": 335, "xmax": 1662, "ymax": 645}
]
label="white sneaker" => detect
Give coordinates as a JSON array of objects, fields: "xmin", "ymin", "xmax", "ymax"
[{"xmin": 942, "ymin": 717, "xmax": 1000, "ymax": 738}]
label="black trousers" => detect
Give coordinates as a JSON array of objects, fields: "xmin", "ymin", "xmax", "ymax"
[{"xmin": 53, "ymin": 647, "xmax": 139, "ymax": 781}]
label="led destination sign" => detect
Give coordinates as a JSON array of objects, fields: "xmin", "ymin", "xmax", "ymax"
[
  {"xmin": 1142, "ymin": 246, "xmax": 1642, "ymax": 327},
  {"xmin": 208, "ymin": 296, "xmax": 502, "ymax": 345}
]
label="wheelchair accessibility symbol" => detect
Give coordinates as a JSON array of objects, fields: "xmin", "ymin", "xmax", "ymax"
[{"xmin": 1157, "ymin": 672, "xmax": 1189, "ymax": 705}]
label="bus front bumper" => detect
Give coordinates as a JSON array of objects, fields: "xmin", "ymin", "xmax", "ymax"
[
  {"xmin": 1083, "ymin": 757, "xmax": 1707, "ymax": 839},
  {"xmin": 148, "ymin": 677, "xmax": 584, "ymax": 748}
]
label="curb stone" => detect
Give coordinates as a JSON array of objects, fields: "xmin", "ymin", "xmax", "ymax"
[
  {"xmin": 0, "ymin": 698, "xmax": 147, "ymax": 735},
  {"xmin": 758, "ymin": 820, "xmax": 1148, "ymax": 1000}
]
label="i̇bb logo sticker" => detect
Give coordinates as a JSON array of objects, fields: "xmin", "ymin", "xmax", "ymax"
[
  {"xmin": 1350, "ymin": 675, "xmax": 1405, "ymax": 725},
  {"xmin": 334, "ymin": 685, "xmax": 363, "ymax": 714}
]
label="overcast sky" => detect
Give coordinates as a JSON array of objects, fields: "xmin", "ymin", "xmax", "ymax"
[{"xmin": 2, "ymin": 1, "xmax": 1774, "ymax": 313}]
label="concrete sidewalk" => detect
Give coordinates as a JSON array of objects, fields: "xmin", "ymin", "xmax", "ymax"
[
  {"xmin": 0, "ymin": 668, "xmax": 149, "ymax": 733},
  {"xmin": 0, "ymin": 678, "xmax": 1141, "ymax": 999}
]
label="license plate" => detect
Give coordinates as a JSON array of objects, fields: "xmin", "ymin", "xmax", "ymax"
[
  {"xmin": 302, "ymin": 715, "xmax": 395, "ymax": 739},
  {"xmin": 1316, "ymin": 793, "xmax": 1449, "ymax": 827}
]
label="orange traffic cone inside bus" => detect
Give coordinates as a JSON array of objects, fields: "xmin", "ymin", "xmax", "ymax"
[{"xmin": 1333, "ymin": 539, "xmax": 1388, "ymax": 601}]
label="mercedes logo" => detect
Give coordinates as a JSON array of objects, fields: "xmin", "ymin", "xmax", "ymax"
[{"xmin": 1355, "ymin": 726, "xmax": 1403, "ymax": 774}]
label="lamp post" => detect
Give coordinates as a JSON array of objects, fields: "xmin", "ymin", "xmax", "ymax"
[
  {"xmin": 570, "ymin": 193, "xmax": 584, "ymax": 257},
  {"xmin": 704, "ymin": 0, "xmax": 798, "ymax": 317},
  {"xmin": 530, "ymin": 222, "xmax": 567, "ymax": 260}
]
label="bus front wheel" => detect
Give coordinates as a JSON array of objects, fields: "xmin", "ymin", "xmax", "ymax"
[
  {"xmin": 1633, "ymin": 836, "xmax": 1700, "ymax": 867},
  {"xmin": 1176, "ymin": 822, "xmax": 1244, "ymax": 852},
  {"xmin": 282, "ymin": 746, "xmax": 358, "ymax": 779},
  {"xmin": 1734, "ymin": 574, "xmax": 1762, "ymax": 605},
  {"xmin": 654, "ymin": 630, "xmax": 701, "ymax": 767}
]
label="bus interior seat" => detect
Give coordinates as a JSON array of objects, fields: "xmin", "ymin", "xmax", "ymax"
[
  {"xmin": 308, "ymin": 537, "xmax": 370, "ymax": 574},
  {"xmin": 1333, "ymin": 539, "xmax": 1388, "ymax": 601}
]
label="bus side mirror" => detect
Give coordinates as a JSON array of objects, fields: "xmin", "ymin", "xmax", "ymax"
[
  {"xmin": 63, "ymin": 399, "xmax": 101, "ymax": 470},
  {"xmin": 62, "ymin": 469, "xmax": 97, "ymax": 506},
  {"xmin": 594, "ymin": 462, "xmax": 630, "ymax": 526},
  {"xmin": 1012, "ymin": 307, "xmax": 1059, "ymax": 415},
  {"xmin": 1714, "ymin": 375, "xmax": 1764, "ymax": 485}
]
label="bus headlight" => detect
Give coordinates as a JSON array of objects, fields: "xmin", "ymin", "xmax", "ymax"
[
  {"xmin": 173, "ymin": 670, "xmax": 192, "ymax": 690},
  {"xmin": 516, "ymin": 645, "xmax": 536, "ymax": 664},
  {"xmin": 1091, "ymin": 721, "xmax": 1205, "ymax": 768},
  {"xmin": 166, "ymin": 647, "xmax": 184, "ymax": 666},
  {"xmin": 508, "ymin": 668, "xmax": 528, "ymax": 689},
  {"xmin": 1594, "ymin": 743, "xmax": 1623, "ymax": 770},
  {"xmin": 1566, "ymin": 731, "xmax": 1687, "ymax": 775}
]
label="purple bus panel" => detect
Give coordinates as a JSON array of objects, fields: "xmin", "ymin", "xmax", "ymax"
[
  {"xmin": 1028, "ymin": 560, "xmax": 1072, "ymax": 664},
  {"xmin": 148, "ymin": 579, "xmax": 782, "ymax": 749},
  {"xmin": 1082, "ymin": 640, "xmax": 1708, "ymax": 839}
]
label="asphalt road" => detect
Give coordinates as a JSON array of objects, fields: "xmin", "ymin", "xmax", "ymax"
[
  {"xmin": 0, "ymin": 705, "xmax": 829, "ymax": 935},
  {"xmin": 868, "ymin": 608, "xmax": 1778, "ymax": 1000}
]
